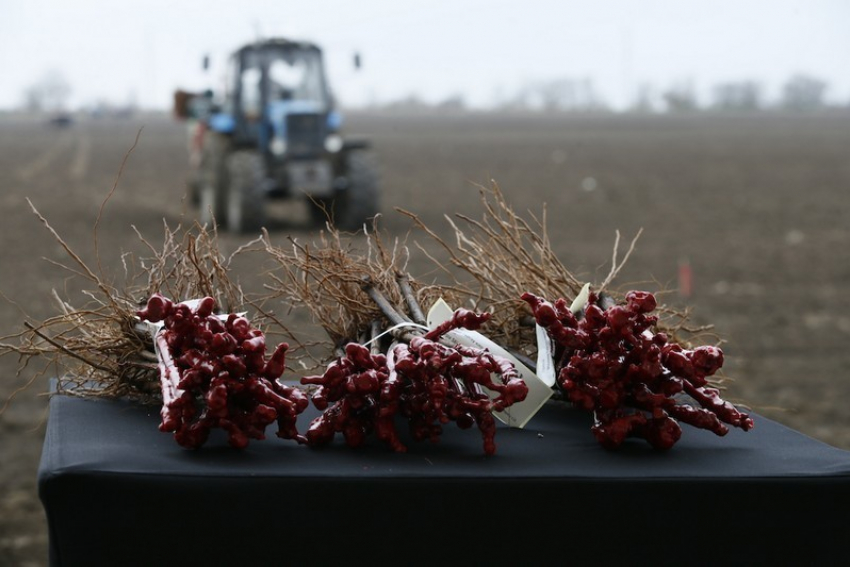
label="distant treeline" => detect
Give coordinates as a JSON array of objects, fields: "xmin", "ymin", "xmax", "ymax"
[{"xmin": 367, "ymin": 74, "xmax": 846, "ymax": 114}]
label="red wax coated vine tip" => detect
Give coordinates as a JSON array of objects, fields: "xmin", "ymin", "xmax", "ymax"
[
  {"xmin": 423, "ymin": 308, "xmax": 490, "ymax": 341},
  {"xmin": 301, "ymin": 308, "xmax": 528, "ymax": 455},
  {"xmin": 137, "ymin": 294, "xmax": 308, "ymax": 449},
  {"xmin": 522, "ymin": 290, "xmax": 753, "ymax": 450}
]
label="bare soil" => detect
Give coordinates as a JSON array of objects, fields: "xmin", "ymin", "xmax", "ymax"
[{"xmin": 2, "ymin": 110, "xmax": 849, "ymax": 565}]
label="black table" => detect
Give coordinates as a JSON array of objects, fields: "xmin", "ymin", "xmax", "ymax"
[{"xmin": 38, "ymin": 392, "xmax": 850, "ymax": 566}]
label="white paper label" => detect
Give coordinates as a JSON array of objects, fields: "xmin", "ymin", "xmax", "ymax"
[
  {"xmin": 535, "ymin": 324, "xmax": 557, "ymax": 388},
  {"xmin": 527, "ymin": 283, "xmax": 589, "ymax": 392},
  {"xmin": 570, "ymin": 282, "xmax": 591, "ymax": 314},
  {"xmin": 426, "ymin": 298, "xmax": 553, "ymax": 429}
]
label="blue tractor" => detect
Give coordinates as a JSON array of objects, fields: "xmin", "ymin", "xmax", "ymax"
[{"xmin": 178, "ymin": 38, "xmax": 379, "ymax": 233}]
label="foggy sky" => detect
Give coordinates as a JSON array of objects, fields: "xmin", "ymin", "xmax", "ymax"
[{"xmin": 1, "ymin": 0, "xmax": 848, "ymax": 111}]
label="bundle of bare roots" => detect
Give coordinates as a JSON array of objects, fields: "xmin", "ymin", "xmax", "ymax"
[
  {"xmin": 262, "ymin": 221, "xmax": 533, "ymax": 454},
  {"xmin": 0, "ymin": 203, "xmax": 255, "ymax": 406},
  {"xmin": 261, "ymin": 220, "xmax": 466, "ymax": 363},
  {"xmin": 397, "ymin": 181, "xmax": 722, "ymax": 361},
  {"xmin": 396, "ymin": 182, "xmax": 753, "ymax": 449}
]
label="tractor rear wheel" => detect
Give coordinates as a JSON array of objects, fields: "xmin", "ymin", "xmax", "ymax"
[
  {"xmin": 198, "ymin": 134, "xmax": 230, "ymax": 228},
  {"xmin": 312, "ymin": 150, "xmax": 379, "ymax": 231},
  {"xmin": 225, "ymin": 150, "xmax": 266, "ymax": 234}
]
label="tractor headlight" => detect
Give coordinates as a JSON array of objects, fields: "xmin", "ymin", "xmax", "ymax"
[
  {"xmin": 324, "ymin": 134, "xmax": 343, "ymax": 153},
  {"xmin": 270, "ymin": 137, "xmax": 287, "ymax": 156}
]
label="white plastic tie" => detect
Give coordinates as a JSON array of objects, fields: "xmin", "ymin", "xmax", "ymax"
[{"xmin": 360, "ymin": 321, "xmax": 429, "ymax": 348}]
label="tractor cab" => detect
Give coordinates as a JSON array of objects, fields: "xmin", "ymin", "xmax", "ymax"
[
  {"xmin": 182, "ymin": 38, "xmax": 378, "ymax": 234},
  {"xmin": 220, "ymin": 40, "xmax": 339, "ymax": 156}
]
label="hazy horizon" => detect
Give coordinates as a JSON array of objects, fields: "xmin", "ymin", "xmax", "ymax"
[{"xmin": 2, "ymin": 0, "xmax": 848, "ymax": 112}]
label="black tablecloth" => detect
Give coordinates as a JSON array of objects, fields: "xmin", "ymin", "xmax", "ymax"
[{"xmin": 38, "ymin": 392, "xmax": 850, "ymax": 566}]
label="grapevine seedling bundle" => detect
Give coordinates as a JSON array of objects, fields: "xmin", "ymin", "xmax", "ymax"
[{"xmin": 1, "ymin": 185, "xmax": 753, "ymax": 454}]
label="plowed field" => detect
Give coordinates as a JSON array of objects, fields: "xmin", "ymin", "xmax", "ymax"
[{"xmin": 2, "ymin": 110, "xmax": 849, "ymax": 565}]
